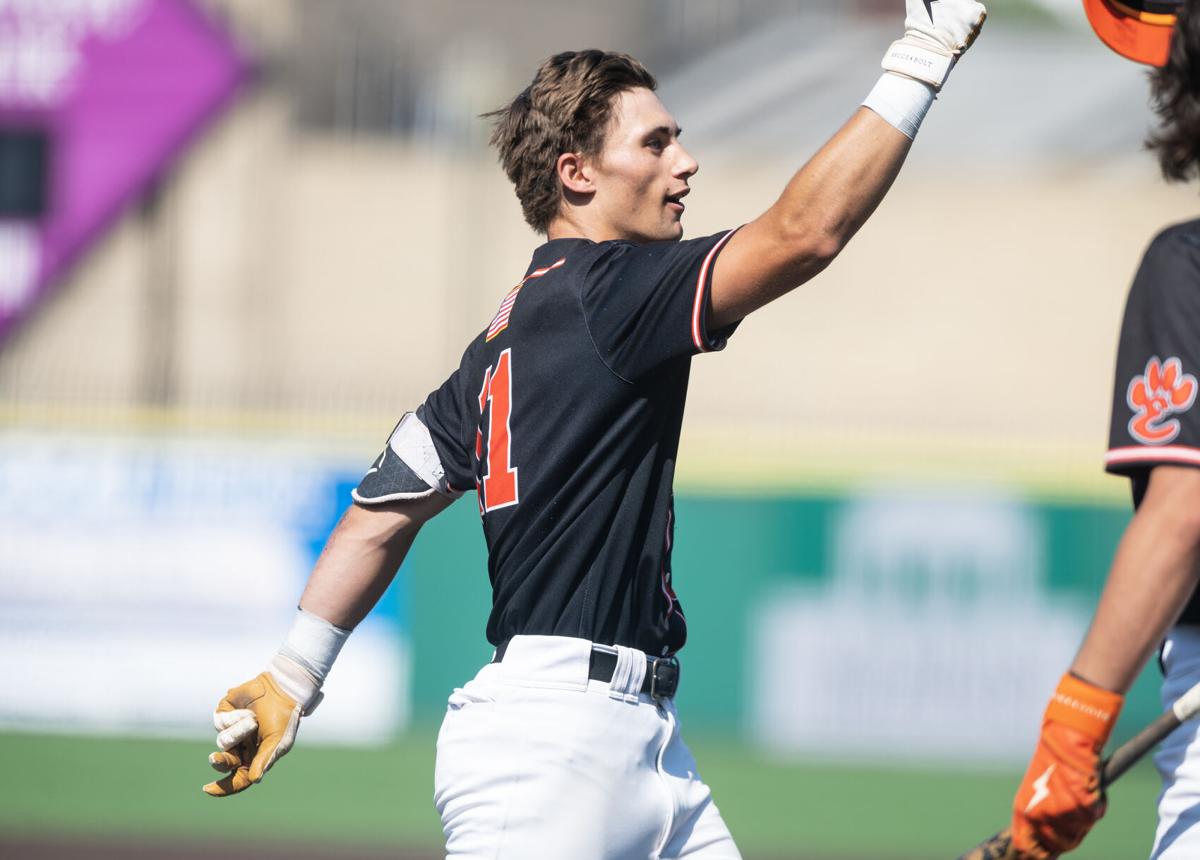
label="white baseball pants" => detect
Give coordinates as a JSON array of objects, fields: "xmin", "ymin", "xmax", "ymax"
[
  {"xmin": 1151, "ymin": 626, "xmax": 1200, "ymax": 859},
  {"xmin": 433, "ymin": 635, "xmax": 742, "ymax": 860}
]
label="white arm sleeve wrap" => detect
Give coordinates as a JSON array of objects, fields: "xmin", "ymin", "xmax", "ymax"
[
  {"xmin": 277, "ymin": 608, "xmax": 351, "ymax": 686},
  {"xmin": 862, "ymin": 72, "xmax": 936, "ymax": 141}
]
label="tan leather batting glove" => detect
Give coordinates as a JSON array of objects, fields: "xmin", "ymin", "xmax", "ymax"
[
  {"xmin": 202, "ymin": 654, "xmax": 323, "ymax": 797},
  {"xmin": 883, "ymin": 0, "xmax": 988, "ymax": 90}
]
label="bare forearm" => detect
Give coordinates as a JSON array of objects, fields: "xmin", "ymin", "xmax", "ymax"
[
  {"xmin": 770, "ymin": 108, "xmax": 911, "ymax": 262},
  {"xmin": 1073, "ymin": 469, "xmax": 1200, "ymax": 692},
  {"xmin": 1072, "ymin": 531, "xmax": 1200, "ymax": 692},
  {"xmin": 710, "ymin": 108, "xmax": 912, "ymax": 327},
  {"xmin": 299, "ymin": 499, "xmax": 441, "ymax": 629}
]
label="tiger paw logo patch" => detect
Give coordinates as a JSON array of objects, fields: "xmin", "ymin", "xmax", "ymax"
[{"xmin": 1127, "ymin": 356, "xmax": 1198, "ymax": 445}]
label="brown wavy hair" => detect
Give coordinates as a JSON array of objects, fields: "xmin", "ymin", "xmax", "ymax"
[
  {"xmin": 485, "ymin": 51, "xmax": 657, "ymax": 234},
  {"xmin": 1148, "ymin": 1, "xmax": 1200, "ymax": 182}
]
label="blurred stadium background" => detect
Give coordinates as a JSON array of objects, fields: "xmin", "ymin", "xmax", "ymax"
[{"xmin": 0, "ymin": 0, "xmax": 1192, "ymax": 857}]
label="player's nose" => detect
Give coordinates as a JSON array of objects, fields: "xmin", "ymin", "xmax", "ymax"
[{"xmin": 674, "ymin": 144, "xmax": 698, "ymax": 179}]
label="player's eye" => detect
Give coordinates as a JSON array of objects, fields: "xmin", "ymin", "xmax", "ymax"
[{"xmin": 646, "ymin": 136, "xmax": 665, "ymax": 152}]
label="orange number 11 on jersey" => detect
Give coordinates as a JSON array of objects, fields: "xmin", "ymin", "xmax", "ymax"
[{"xmin": 476, "ymin": 348, "xmax": 519, "ymax": 512}]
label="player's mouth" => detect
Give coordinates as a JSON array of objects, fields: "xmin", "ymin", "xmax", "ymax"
[{"xmin": 665, "ymin": 188, "xmax": 689, "ymax": 214}]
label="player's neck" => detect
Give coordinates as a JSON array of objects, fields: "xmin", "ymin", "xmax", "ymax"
[{"xmin": 546, "ymin": 211, "xmax": 631, "ymax": 244}]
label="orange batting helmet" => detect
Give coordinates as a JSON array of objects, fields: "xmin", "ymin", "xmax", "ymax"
[{"xmin": 1083, "ymin": 0, "xmax": 1184, "ymax": 66}]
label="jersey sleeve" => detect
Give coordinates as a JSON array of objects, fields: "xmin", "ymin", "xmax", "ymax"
[
  {"xmin": 580, "ymin": 229, "xmax": 740, "ymax": 381},
  {"xmin": 352, "ymin": 412, "xmax": 464, "ymax": 503},
  {"xmin": 1106, "ymin": 228, "xmax": 1200, "ymax": 478},
  {"xmin": 415, "ymin": 363, "xmax": 477, "ymax": 496}
]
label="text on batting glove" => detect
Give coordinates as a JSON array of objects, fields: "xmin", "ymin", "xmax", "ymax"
[
  {"xmin": 883, "ymin": 0, "xmax": 987, "ymax": 91},
  {"xmin": 1010, "ymin": 673, "xmax": 1125, "ymax": 859},
  {"xmin": 202, "ymin": 654, "xmax": 322, "ymax": 797}
]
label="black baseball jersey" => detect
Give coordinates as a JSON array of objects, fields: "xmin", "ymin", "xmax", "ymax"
[
  {"xmin": 1106, "ymin": 219, "xmax": 1200, "ymax": 623},
  {"xmin": 412, "ymin": 230, "xmax": 738, "ymax": 657}
]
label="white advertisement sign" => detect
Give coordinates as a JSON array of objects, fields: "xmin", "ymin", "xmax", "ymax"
[
  {"xmin": 752, "ymin": 487, "xmax": 1089, "ymax": 764},
  {"xmin": 0, "ymin": 432, "xmax": 408, "ymax": 744}
]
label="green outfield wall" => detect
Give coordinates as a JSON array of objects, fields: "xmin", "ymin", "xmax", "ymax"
[{"xmin": 407, "ymin": 484, "xmax": 1154, "ymax": 763}]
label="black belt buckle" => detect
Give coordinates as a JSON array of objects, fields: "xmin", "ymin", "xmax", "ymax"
[{"xmin": 649, "ymin": 656, "xmax": 680, "ymax": 700}]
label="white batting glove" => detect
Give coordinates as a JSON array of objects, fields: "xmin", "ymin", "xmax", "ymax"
[{"xmin": 883, "ymin": 0, "xmax": 987, "ymax": 91}]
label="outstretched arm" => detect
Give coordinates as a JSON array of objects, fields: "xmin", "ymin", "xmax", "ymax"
[
  {"xmin": 203, "ymin": 492, "xmax": 454, "ymax": 797},
  {"xmin": 300, "ymin": 493, "xmax": 455, "ymax": 629},
  {"xmin": 710, "ymin": 0, "xmax": 987, "ymax": 329}
]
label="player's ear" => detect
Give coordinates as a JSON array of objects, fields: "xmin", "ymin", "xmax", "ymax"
[{"xmin": 556, "ymin": 151, "xmax": 595, "ymax": 196}]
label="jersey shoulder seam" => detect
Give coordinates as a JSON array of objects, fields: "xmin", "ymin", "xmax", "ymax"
[
  {"xmin": 1147, "ymin": 221, "xmax": 1200, "ymax": 260},
  {"xmin": 1134, "ymin": 229, "xmax": 1200, "ymax": 308},
  {"xmin": 577, "ymin": 243, "xmax": 636, "ymax": 387},
  {"xmin": 452, "ymin": 337, "xmax": 485, "ymax": 489}
]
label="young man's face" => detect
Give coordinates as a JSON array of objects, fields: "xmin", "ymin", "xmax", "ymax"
[{"xmin": 587, "ymin": 87, "xmax": 698, "ymax": 243}]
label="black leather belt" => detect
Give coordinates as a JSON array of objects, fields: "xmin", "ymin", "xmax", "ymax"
[{"xmin": 492, "ymin": 640, "xmax": 680, "ymax": 701}]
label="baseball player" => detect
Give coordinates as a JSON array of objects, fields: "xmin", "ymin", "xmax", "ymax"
[
  {"xmin": 1008, "ymin": 2, "xmax": 1200, "ymax": 859},
  {"xmin": 202, "ymin": 3, "xmax": 987, "ymax": 857}
]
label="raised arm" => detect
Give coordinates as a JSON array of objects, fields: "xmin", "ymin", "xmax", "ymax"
[
  {"xmin": 710, "ymin": 110, "xmax": 911, "ymax": 328},
  {"xmin": 710, "ymin": 0, "xmax": 987, "ymax": 329}
]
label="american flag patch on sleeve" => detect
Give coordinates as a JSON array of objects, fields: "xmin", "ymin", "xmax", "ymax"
[{"xmin": 485, "ymin": 257, "xmax": 565, "ymax": 342}]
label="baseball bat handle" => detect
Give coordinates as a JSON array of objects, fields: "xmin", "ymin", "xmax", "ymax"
[
  {"xmin": 1104, "ymin": 709, "xmax": 1180, "ymax": 784},
  {"xmin": 955, "ymin": 829, "xmax": 1014, "ymax": 860},
  {"xmin": 955, "ymin": 677, "xmax": 1200, "ymax": 860}
]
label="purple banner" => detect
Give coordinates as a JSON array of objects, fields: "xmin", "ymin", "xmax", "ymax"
[{"xmin": 0, "ymin": 0, "xmax": 248, "ymax": 343}]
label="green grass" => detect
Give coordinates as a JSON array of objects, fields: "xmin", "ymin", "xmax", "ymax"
[
  {"xmin": 0, "ymin": 730, "xmax": 1160, "ymax": 858},
  {"xmin": 697, "ymin": 743, "xmax": 1159, "ymax": 859},
  {"xmin": 0, "ymin": 729, "xmax": 444, "ymax": 850}
]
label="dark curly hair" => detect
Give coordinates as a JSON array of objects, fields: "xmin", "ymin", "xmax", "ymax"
[
  {"xmin": 1148, "ymin": 1, "xmax": 1200, "ymax": 182},
  {"xmin": 484, "ymin": 51, "xmax": 657, "ymax": 234}
]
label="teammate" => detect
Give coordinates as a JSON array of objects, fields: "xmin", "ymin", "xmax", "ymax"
[
  {"xmin": 202, "ymin": 3, "xmax": 987, "ymax": 857},
  {"xmin": 1009, "ymin": 2, "xmax": 1200, "ymax": 859}
]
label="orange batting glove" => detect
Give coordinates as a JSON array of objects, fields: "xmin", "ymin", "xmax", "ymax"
[{"xmin": 1011, "ymin": 673, "xmax": 1124, "ymax": 859}]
